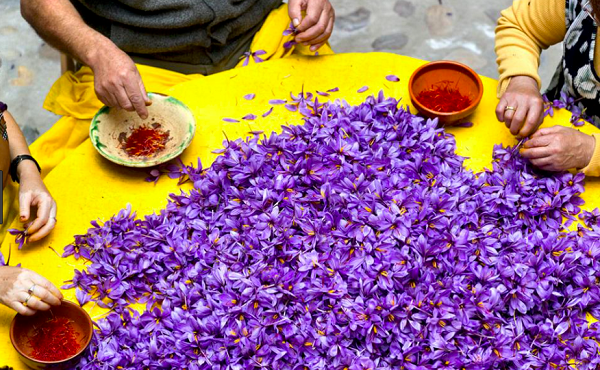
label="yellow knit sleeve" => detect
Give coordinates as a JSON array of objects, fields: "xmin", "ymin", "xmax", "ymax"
[
  {"xmin": 582, "ymin": 133, "xmax": 600, "ymax": 177},
  {"xmin": 495, "ymin": 0, "xmax": 566, "ymax": 97}
]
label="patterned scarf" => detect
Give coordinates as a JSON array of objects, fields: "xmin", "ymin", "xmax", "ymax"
[{"xmin": 0, "ymin": 101, "xmax": 7, "ymax": 141}]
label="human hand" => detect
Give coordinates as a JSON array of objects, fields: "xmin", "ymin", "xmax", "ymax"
[
  {"xmin": 89, "ymin": 43, "xmax": 151, "ymax": 119},
  {"xmin": 496, "ymin": 76, "xmax": 544, "ymax": 138},
  {"xmin": 288, "ymin": 0, "xmax": 335, "ymax": 51},
  {"xmin": 0, "ymin": 266, "xmax": 63, "ymax": 316},
  {"xmin": 520, "ymin": 126, "xmax": 596, "ymax": 171},
  {"xmin": 18, "ymin": 166, "xmax": 57, "ymax": 243}
]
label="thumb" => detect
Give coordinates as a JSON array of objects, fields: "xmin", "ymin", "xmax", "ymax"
[
  {"xmin": 19, "ymin": 191, "xmax": 32, "ymax": 222},
  {"xmin": 288, "ymin": 0, "xmax": 304, "ymax": 27}
]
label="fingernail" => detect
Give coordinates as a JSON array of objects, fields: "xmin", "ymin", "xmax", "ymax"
[
  {"xmin": 293, "ymin": 18, "xmax": 300, "ymax": 27},
  {"xmin": 310, "ymin": 46, "xmax": 317, "ymax": 51}
]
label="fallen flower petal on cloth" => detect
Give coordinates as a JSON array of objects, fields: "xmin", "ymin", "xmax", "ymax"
[
  {"xmin": 269, "ymin": 99, "xmax": 287, "ymax": 105},
  {"xmin": 262, "ymin": 107, "xmax": 274, "ymax": 117}
]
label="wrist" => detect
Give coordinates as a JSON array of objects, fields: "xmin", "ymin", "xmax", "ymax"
[
  {"xmin": 10, "ymin": 155, "xmax": 41, "ymax": 183},
  {"xmin": 582, "ymin": 134, "xmax": 597, "ymax": 168},
  {"xmin": 510, "ymin": 75, "xmax": 539, "ymax": 88},
  {"xmin": 585, "ymin": 135, "xmax": 598, "ymax": 166},
  {"xmin": 82, "ymin": 36, "xmax": 116, "ymax": 69},
  {"xmin": 17, "ymin": 161, "xmax": 41, "ymax": 181}
]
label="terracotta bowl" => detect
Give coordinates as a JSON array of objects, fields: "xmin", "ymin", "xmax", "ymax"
[
  {"xmin": 408, "ymin": 60, "xmax": 483, "ymax": 126},
  {"xmin": 90, "ymin": 92, "xmax": 196, "ymax": 168},
  {"xmin": 10, "ymin": 300, "xmax": 93, "ymax": 369}
]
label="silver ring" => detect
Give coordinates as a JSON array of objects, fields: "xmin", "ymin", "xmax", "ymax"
[
  {"xmin": 23, "ymin": 293, "xmax": 32, "ymax": 306},
  {"xmin": 504, "ymin": 106, "xmax": 516, "ymax": 112},
  {"xmin": 27, "ymin": 284, "xmax": 36, "ymax": 295}
]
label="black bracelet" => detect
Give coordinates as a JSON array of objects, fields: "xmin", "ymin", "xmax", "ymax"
[{"xmin": 9, "ymin": 155, "xmax": 41, "ymax": 183}]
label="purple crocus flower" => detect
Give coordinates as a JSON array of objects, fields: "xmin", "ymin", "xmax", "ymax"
[
  {"xmin": 8, "ymin": 226, "xmax": 28, "ymax": 250},
  {"xmin": 64, "ymin": 90, "xmax": 600, "ymax": 369},
  {"xmin": 241, "ymin": 50, "xmax": 266, "ymax": 66}
]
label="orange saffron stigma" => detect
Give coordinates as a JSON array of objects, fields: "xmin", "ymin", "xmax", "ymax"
[
  {"xmin": 417, "ymin": 81, "xmax": 472, "ymax": 113},
  {"xmin": 123, "ymin": 124, "xmax": 170, "ymax": 157},
  {"xmin": 29, "ymin": 316, "xmax": 80, "ymax": 361}
]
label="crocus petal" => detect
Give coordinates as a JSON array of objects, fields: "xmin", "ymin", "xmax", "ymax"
[{"xmin": 262, "ymin": 107, "xmax": 274, "ymax": 117}]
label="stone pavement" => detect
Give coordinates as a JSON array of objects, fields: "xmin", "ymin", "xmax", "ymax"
[{"xmin": 0, "ymin": 0, "xmax": 562, "ymax": 143}]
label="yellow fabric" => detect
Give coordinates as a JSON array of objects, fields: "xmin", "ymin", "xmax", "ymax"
[
  {"xmin": 1, "ymin": 52, "xmax": 600, "ymax": 368},
  {"xmin": 496, "ymin": 0, "xmax": 600, "ymax": 178},
  {"xmin": 0, "ymin": 3, "xmax": 332, "ymax": 245}
]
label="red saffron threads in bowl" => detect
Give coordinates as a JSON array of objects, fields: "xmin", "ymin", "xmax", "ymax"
[
  {"xmin": 123, "ymin": 125, "xmax": 170, "ymax": 157},
  {"xmin": 28, "ymin": 317, "xmax": 80, "ymax": 361},
  {"xmin": 416, "ymin": 81, "xmax": 472, "ymax": 113}
]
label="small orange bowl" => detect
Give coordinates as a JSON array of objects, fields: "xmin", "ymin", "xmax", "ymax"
[
  {"xmin": 10, "ymin": 300, "xmax": 93, "ymax": 369},
  {"xmin": 409, "ymin": 60, "xmax": 483, "ymax": 126}
]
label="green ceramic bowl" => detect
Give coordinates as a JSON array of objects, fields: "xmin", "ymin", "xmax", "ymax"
[{"xmin": 90, "ymin": 93, "xmax": 196, "ymax": 168}]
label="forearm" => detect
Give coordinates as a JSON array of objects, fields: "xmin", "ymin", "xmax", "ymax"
[
  {"xmin": 495, "ymin": 0, "xmax": 566, "ymax": 97},
  {"xmin": 20, "ymin": 0, "xmax": 116, "ymax": 67},
  {"xmin": 5, "ymin": 112, "xmax": 39, "ymax": 181}
]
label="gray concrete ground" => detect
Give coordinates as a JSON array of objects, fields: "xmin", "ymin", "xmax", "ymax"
[{"xmin": 0, "ymin": 0, "xmax": 562, "ymax": 144}]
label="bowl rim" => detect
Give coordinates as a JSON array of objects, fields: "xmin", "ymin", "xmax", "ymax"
[
  {"xmin": 89, "ymin": 92, "xmax": 196, "ymax": 168},
  {"xmin": 9, "ymin": 299, "xmax": 94, "ymax": 364},
  {"xmin": 408, "ymin": 60, "xmax": 484, "ymax": 118}
]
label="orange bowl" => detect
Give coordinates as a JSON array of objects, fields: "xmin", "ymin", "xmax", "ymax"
[
  {"xmin": 10, "ymin": 300, "xmax": 93, "ymax": 369},
  {"xmin": 408, "ymin": 60, "xmax": 483, "ymax": 126}
]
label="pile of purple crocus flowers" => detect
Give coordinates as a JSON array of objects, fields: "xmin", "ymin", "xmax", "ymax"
[{"xmin": 65, "ymin": 92, "xmax": 600, "ymax": 369}]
